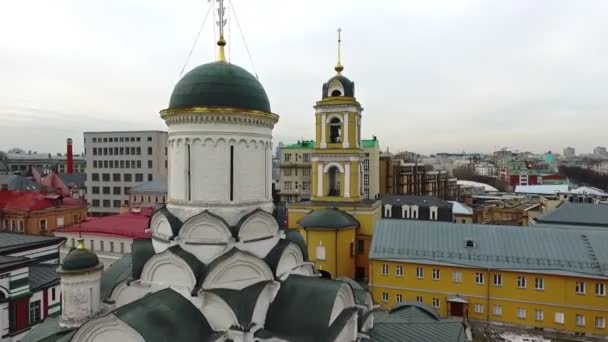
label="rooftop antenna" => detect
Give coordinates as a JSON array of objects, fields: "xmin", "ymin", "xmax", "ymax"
[{"xmin": 335, "ymin": 28, "xmax": 344, "ymax": 74}]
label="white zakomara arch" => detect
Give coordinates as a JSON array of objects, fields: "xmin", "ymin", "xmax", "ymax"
[
  {"xmin": 140, "ymin": 249, "xmax": 197, "ymax": 292},
  {"xmin": 323, "ymin": 162, "xmax": 345, "ymax": 174},
  {"xmin": 198, "ymin": 292, "xmax": 239, "ymax": 331},
  {"xmin": 71, "ymin": 313, "xmax": 145, "ymax": 342},
  {"xmin": 202, "ymin": 250, "xmax": 274, "ymax": 291},
  {"xmin": 274, "ymin": 243, "xmax": 305, "ymax": 279},
  {"xmin": 150, "ymin": 211, "xmax": 173, "ymax": 253},
  {"xmin": 330, "ymin": 283, "xmax": 356, "ymax": 326},
  {"xmin": 325, "ymin": 112, "xmax": 344, "ymax": 124},
  {"xmin": 327, "ymin": 79, "xmax": 345, "ymax": 97},
  {"xmin": 237, "ymin": 210, "xmax": 280, "ymax": 258},
  {"xmin": 178, "ymin": 211, "xmax": 234, "ymax": 263},
  {"xmin": 110, "ymin": 280, "xmax": 152, "ymax": 309}
]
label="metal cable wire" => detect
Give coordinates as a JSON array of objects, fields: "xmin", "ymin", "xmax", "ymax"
[
  {"xmin": 179, "ymin": 2, "xmax": 213, "ymax": 78},
  {"xmin": 228, "ymin": 0, "xmax": 258, "ymax": 79}
]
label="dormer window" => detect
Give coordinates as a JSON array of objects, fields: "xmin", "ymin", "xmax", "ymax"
[
  {"xmin": 327, "ymin": 79, "xmax": 345, "ymax": 97},
  {"xmin": 465, "ymin": 240, "xmax": 475, "ymax": 248}
]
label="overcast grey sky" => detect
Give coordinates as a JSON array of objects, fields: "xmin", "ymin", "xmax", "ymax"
[{"xmin": 1, "ymin": 0, "xmax": 607, "ymax": 155}]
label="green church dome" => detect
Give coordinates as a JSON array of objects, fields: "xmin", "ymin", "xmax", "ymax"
[
  {"xmin": 62, "ymin": 244, "xmax": 100, "ymax": 271},
  {"xmin": 168, "ymin": 62, "xmax": 271, "ymax": 113}
]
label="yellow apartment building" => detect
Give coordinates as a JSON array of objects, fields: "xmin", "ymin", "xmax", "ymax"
[{"xmin": 369, "ymin": 219, "xmax": 608, "ymax": 338}]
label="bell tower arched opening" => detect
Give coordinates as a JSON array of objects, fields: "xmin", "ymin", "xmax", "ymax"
[
  {"xmin": 329, "ymin": 118, "xmax": 342, "ymax": 143},
  {"xmin": 328, "ymin": 166, "xmax": 341, "ymax": 197}
]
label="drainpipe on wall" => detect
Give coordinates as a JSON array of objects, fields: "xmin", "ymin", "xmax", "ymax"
[{"xmin": 486, "ymin": 267, "xmax": 491, "ymax": 325}]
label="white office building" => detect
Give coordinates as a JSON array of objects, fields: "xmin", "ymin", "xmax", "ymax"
[{"xmin": 84, "ymin": 131, "xmax": 168, "ymax": 215}]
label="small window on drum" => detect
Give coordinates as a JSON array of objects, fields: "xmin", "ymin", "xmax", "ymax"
[{"xmin": 331, "ymin": 89, "xmax": 342, "ymax": 97}]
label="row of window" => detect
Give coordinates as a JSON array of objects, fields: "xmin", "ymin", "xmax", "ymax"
[
  {"xmin": 70, "ymin": 238, "xmax": 128, "ymax": 254},
  {"xmin": 91, "ymin": 173, "xmax": 151, "ymax": 182},
  {"xmin": 283, "ymin": 153, "xmax": 311, "ymax": 163},
  {"xmin": 92, "ymin": 186, "xmax": 131, "ymax": 195},
  {"xmin": 283, "ymin": 168, "xmax": 311, "ymax": 176},
  {"xmin": 91, "ymin": 199, "xmax": 127, "ymax": 208},
  {"xmin": 90, "ymin": 136, "xmax": 150, "ymax": 143},
  {"xmin": 380, "ymin": 293, "xmax": 607, "ymax": 329},
  {"xmin": 1, "ymin": 216, "xmax": 79, "ymax": 233},
  {"xmin": 283, "ymin": 181, "xmax": 310, "ymax": 191},
  {"xmin": 131, "ymin": 195, "xmax": 165, "ymax": 204},
  {"xmin": 380, "ymin": 265, "xmax": 607, "ymax": 295},
  {"xmin": 92, "ymin": 146, "xmax": 153, "ymax": 156},
  {"xmin": 92, "ymin": 159, "xmax": 159, "ymax": 169}
]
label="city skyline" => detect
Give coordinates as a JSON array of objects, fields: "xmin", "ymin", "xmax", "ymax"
[{"xmin": 1, "ymin": 0, "xmax": 607, "ymax": 154}]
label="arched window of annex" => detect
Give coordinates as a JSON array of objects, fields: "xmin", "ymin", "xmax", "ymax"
[
  {"xmin": 324, "ymin": 162, "xmax": 344, "ymax": 197},
  {"xmin": 328, "ymin": 79, "xmax": 345, "ymax": 97}
]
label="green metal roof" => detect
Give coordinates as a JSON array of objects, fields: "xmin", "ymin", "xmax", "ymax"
[
  {"xmin": 262, "ymin": 275, "xmax": 345, "ymax": 341},
  {"xmin": 61, "ymin": 248, "xmax": 99, "ymax": 271},
  {"xmin": 370, "ymin": 219, "xmax": 608, "ymax": 278},
  {"xmin": 206, "ymin": 281, "xmax": 270, "ymax": 327},
  {"xmin": 21, "ymin": 317, "xmax": 76, "ymax": 342},
  {"xmin": 281, "ymin": 139, "xmax": 378, "ymax": 149},
  {"xmin": 371, "ymin": 303, "xmax": 465, "ymax": 342},
  {"xmin": 113, "ymin": 288, "xmax": 217, "ymax": 342},
  {"xmin": 101, "ymin": 254, "xmax": 132, "ymax": 302},
  {"xmin": 537, "ymin": 202, "xmax": 608, "ymax": 228},
  {"xmin": 132, "ymin": 239, "xmax": 155, "ymax": 279},
  {"xmin": 168, "ymin": 62, "xmax": 271, "ymax": 113},
  {"xmin": 298, "ymin": 208, "xmax": 359, "ymax": 230}
]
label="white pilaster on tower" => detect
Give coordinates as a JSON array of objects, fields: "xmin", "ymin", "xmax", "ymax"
[
  {"xmin": 317, "ymin": 163, "xmax": 324, "ymax": 196},
  {"xmin": 344, "ymin": 162, "xmax": 350, "ymax": 197},
  {"xmin": 320, "ymin": 113, "xmax": 327, "ymax": 148},
  {"xmin": 343, "ymin": 112, "xmax": 349, "ymax": 148}
]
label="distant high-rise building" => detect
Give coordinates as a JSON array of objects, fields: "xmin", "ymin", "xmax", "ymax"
[
  {"xmin": 593, "ymin": 146, "xmax": 607, "ymax": 159},
  {"xmin": 84, "ymin": 131, "xmax": 168, "ymax": 215},
  {"xmin": 563, "ymin": 146, "xmax": 575, "ymax": 159}
]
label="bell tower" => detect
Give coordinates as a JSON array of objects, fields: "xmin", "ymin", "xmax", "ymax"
[{"xmin": 311, "ymin": 28, "xmax": 364, "ymax": 203}]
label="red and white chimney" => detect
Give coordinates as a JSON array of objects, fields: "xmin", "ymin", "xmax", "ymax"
[{"xmin": 66, "ymin": 138, "xmax": 74, "ymax": 174}]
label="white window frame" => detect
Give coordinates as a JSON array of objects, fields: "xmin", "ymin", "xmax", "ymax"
[
  {"xmin": 384, "ymin": 204, "xmax": 392, "ymax": 217},
  {"xmin": 576, "ymin": 314, "xmax": 586, "ymax": 327},
  {"xmin": 416, "ymin": 267, "xmax": 424, "ymax": 279},
  {"xmin": 517, "ymin": 275, "xmax": 527, "ymax": 289},
  {"xmin": 576, "ymin": 281, "xmax": 586, "ymax": 294},
  {"xmin": 517, "ymin": 308, "xmax": 526, "ymax": 319},
  {"xmin": 452, "ymin": 271, "xmax": 462, "ymax": 283},
  {"xmin": 416, "ymin": 296, "xmax": 423, "ymax": 303},
  {"xmin": 395, "ymin": 265, "xmax": 403, "ymax": 277},
  {"xmin": 596, "ymin": 282, "xmax": 605, "ymax": 296},
  {"xmin": 493, "ymin": 273, "xmax": 503, "ymax": 286},
  {"xmin": 432, "ymin": 298, "xmax": 440, "ymax": 308},
  {"xmin": 555, "ymin": 312, "xmax": 565, "ymax": 324},
  {"xmin": 475, "ymin": 272, "xmax": 484, "ymax": 285},
  {"xmin": 382, "ymin": 292, "xmax": 389, "ymax": 303},
  {"xmin": 430, "ymin": 206, "xmax": 438, "ymax": 220},
  {"xmin": 474, "ymin": 303, "xmax": 484, "ymax": 314},
  {"xmin": 396, "ymin": 294, "xmax": 403, "ymax": 303},
  {"xmin": 316, "ymin": 245, "xmax": 326, "ymax": 261},
  {"xmin": 56, "ymin": 216, "xmax": 64, "ymax": 228},
  {"xmin": 535, "ymin": 277, "xmax": 544, "ymax": 290},
  {"xmin": 596, "ymin": 316, "xmax": 606, "ymax": 329},
  {"xmin": 493, "ymin": 305, "xmax": 502, "ymax": 316},
  {"xmin": 432, "ymin": 268, "xmax": 440, "ymax": 280},
  {"xmin": 535, "ymin": 309, "xmax": 544, "ymax": 321},
  {"xmin": 381, "ymin": 264, "xmax": 389, "ymax": 276}
]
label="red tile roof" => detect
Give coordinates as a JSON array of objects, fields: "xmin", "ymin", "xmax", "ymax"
[
  {"xmin": 56, "ymin": 209, "xmax": 152, "ymax": 239},
  {"xmin": 0, "ymin": 190, "xmax": 58, "ymax": 211}
]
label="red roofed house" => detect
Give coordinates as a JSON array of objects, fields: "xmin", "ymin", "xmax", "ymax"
[
  {"xmin": 0, "ymin": 188, "xmax": 87, "ymax": 236},
  {"xmin": 54, "ymin": 207, "xmax": 152, "ymax": 268}
]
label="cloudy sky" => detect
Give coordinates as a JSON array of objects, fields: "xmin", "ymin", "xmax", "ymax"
[{"xmin": 1, "ymin": 0, "xmax": 607, "ymax": 155}]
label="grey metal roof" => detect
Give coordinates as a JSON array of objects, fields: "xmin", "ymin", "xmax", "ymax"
[
  {"xmin": 0, "ymin": 233, "xmax": 64, "ymax": 254},
  {"xmin": 382, "ymin": 194, "xmax": 451, "ymax": 208},
  {"xmin": 371, "ymin": 303, "xmax": 465, "ymax": 342},
  {"xmin": 370, "ymin": 219, "xmax": 608, "ymax": 278},
  {"xmin": 101, "ymin": 254, "xmax": 132, "ymax": 301},
  {"xmin": 537, "ymin": 202, "xmax": 608, "ymax": 227},
  {"xmin": 29, "ymin": 264, "xmax": 60, "ymax": 291},
  {"xmin": 58, "ymin": 173, "xmax": 86, "ymax": 187},
  {"xmin": 0, "ymin": 174, "xmax": 40, "ymax": 191},
  {"xmin": 130, "ymin": 178, "xmax": 167, "ymax": 194}
]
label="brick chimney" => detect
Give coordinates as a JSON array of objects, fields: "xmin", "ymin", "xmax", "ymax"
[{"xmin": 66, "ymin": 138, "xmax": 74, "ymax": 174}]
